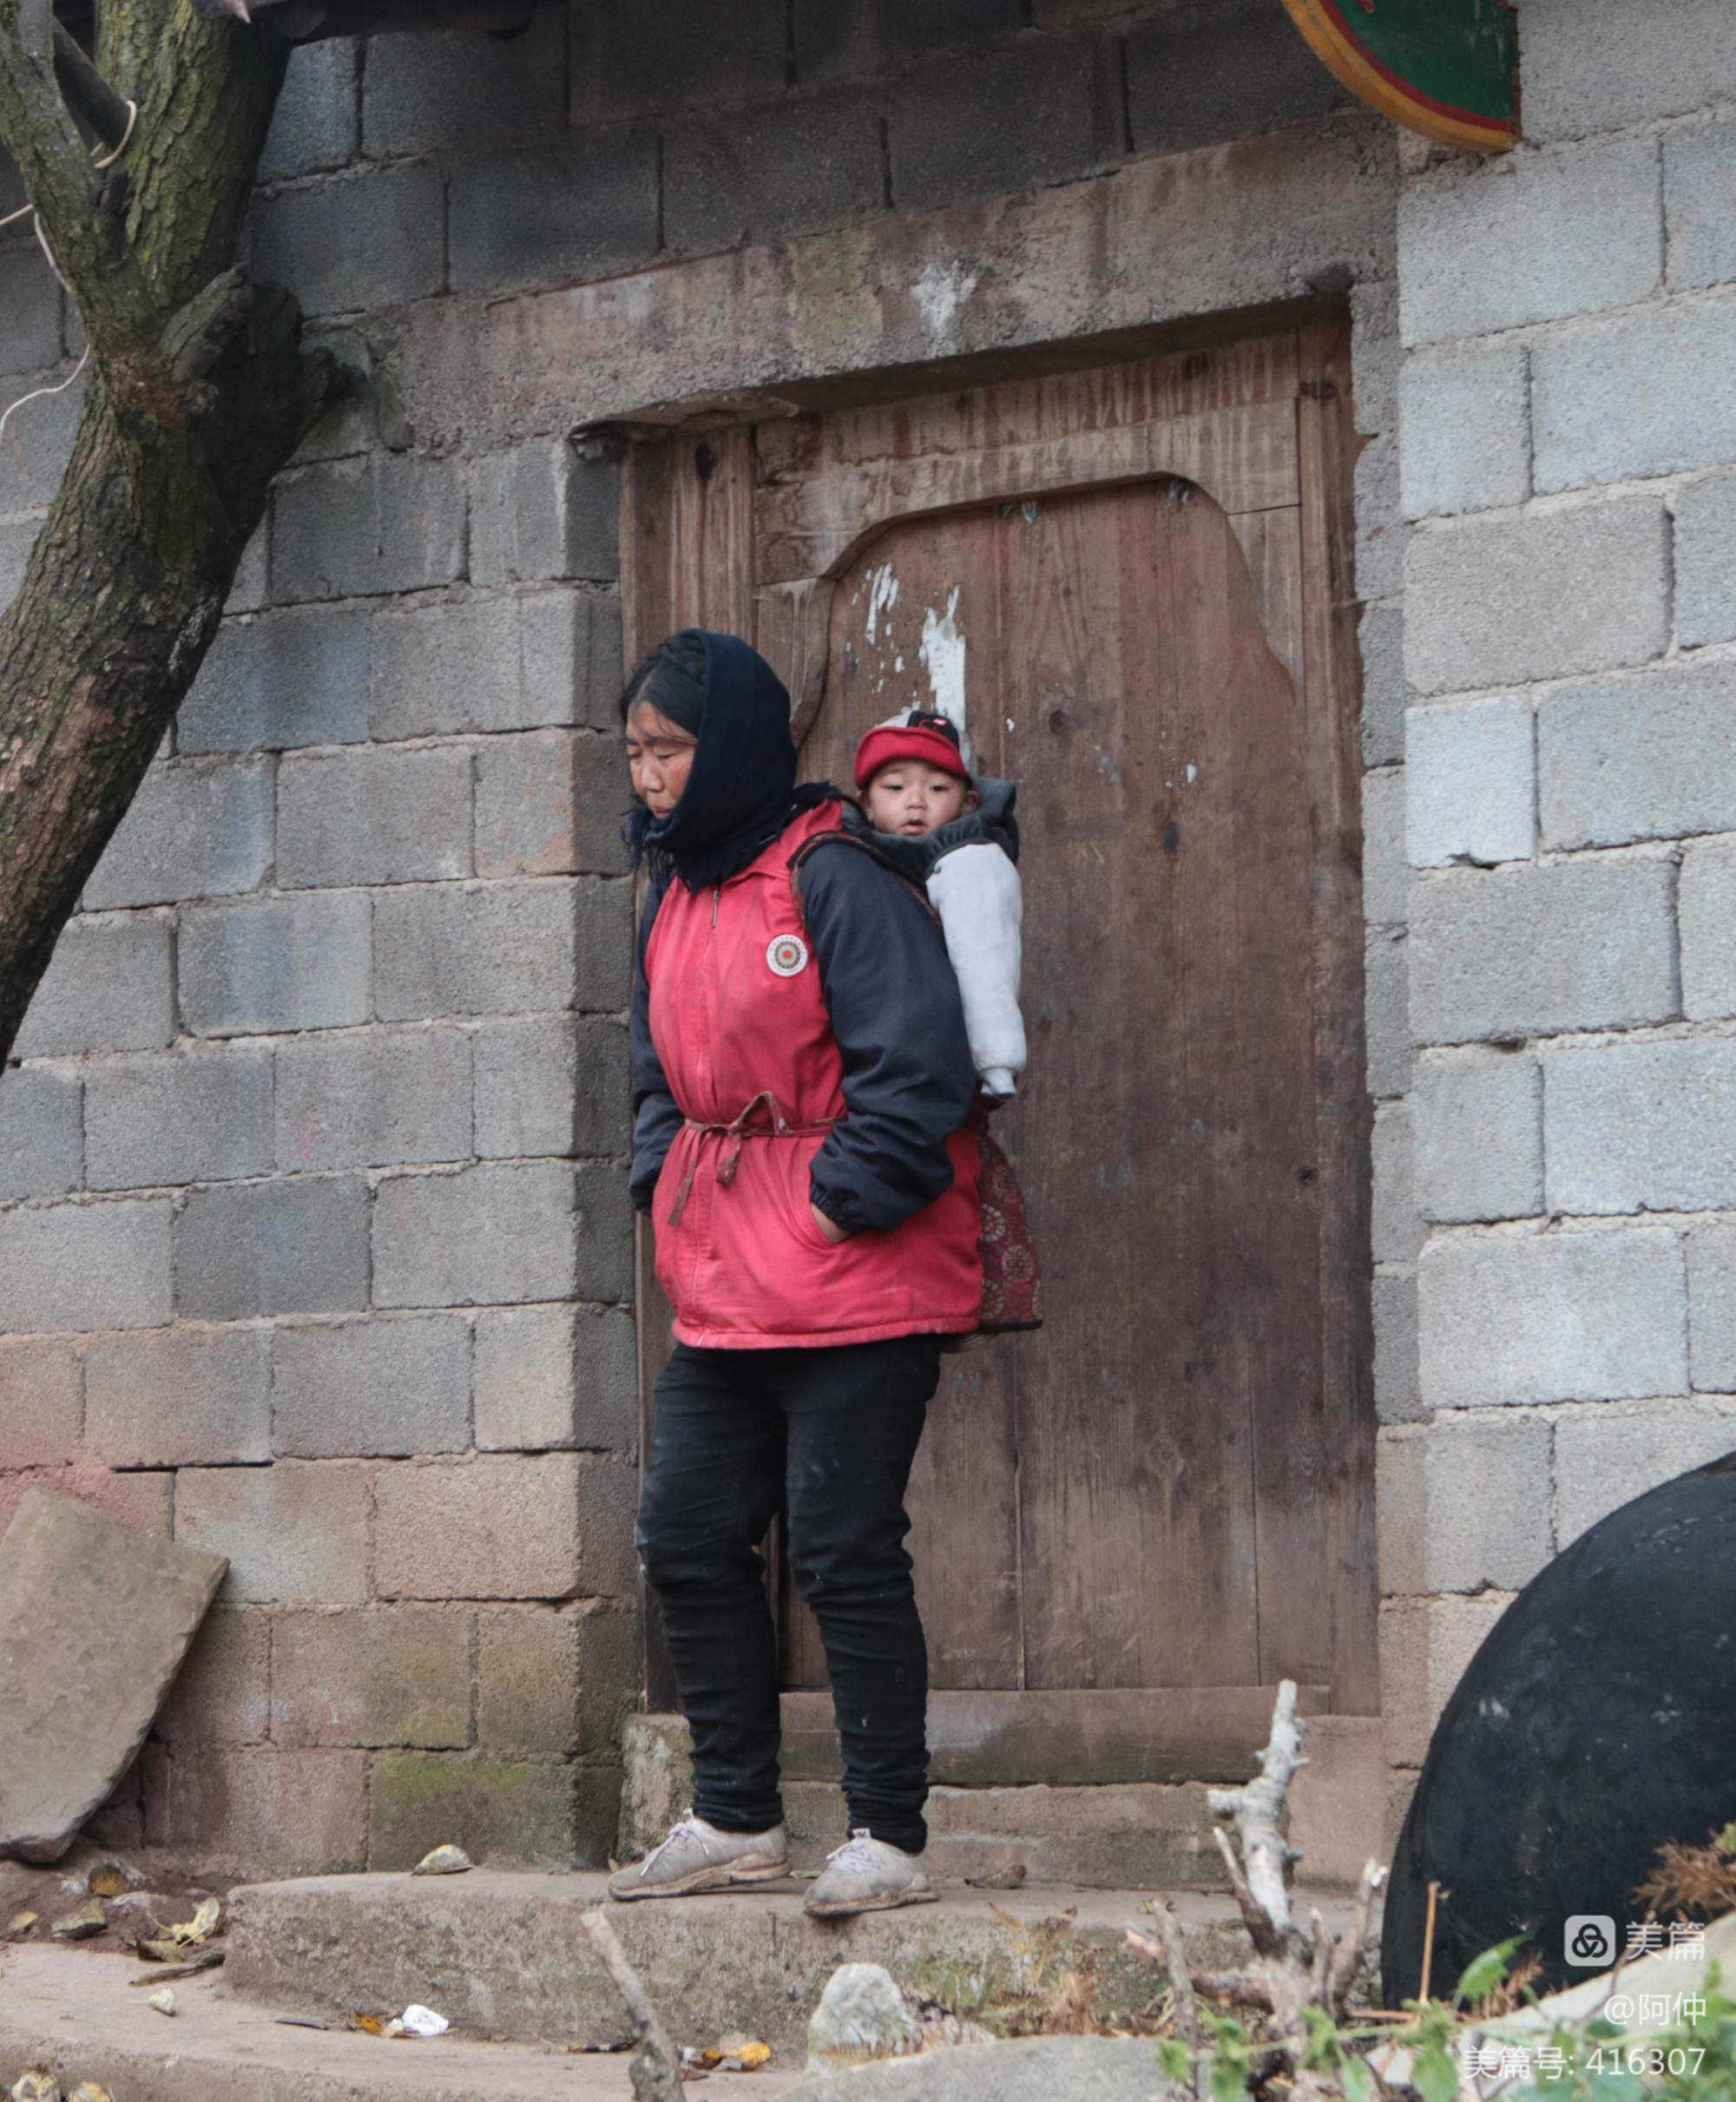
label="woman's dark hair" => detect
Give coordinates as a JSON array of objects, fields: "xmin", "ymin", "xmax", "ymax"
[{"xmin": 620, "ymin": 632, "xmax": 707, "ymax": 735}]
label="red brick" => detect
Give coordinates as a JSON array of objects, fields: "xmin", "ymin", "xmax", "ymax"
[
  {"xmin": 271, "ymin": 1607, "xmax": 471, "ymax": 1749},
  {"xmin": 374, "ymin": 1455, "xmax": 581, "ymax": 1600},
  {"xmin": 142, "ymin": 1744, "xmax": 368, "ymax": 1875},
  {"xmin": 155, "ymin": 1606, "xmax": 272, "ymax": 1744}
]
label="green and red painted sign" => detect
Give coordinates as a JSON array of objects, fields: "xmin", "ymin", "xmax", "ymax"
[{"xmin": 1281, "ymin": 0, "xmax": 1519, "ymax": 153}]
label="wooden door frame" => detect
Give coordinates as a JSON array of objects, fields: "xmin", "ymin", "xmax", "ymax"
[{"xmin": 620, "ymin": 315, "xmax": 1377, "ymax": 1744}]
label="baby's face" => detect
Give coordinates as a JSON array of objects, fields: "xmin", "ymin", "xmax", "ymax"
[{"xmin": 864, "ymin": 762, "xmax": 978, "ymax": 838}]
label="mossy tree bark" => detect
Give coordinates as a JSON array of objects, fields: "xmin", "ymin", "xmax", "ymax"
[{"xmin": 0, "ymin": 0, "xmax": 341, "ymax": 1061}]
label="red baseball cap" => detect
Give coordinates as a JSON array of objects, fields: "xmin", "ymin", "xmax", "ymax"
[{"xmin": 853, "ymin": 712, "xmax": 971, "ymax": 792}]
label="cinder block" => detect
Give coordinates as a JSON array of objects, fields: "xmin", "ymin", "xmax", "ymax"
[
  {"xmin": 278, "ymin": 745, "xmax": 472, "ymax": 889},
  {"xmin": 1521, "ymin": 0, "xmax": 1736, "ymax": 141},
  {"xmin": 474, "ymin": 1014, "xmax": 629, "ymax": 1159},
  {"xmin": 252, "ymin": 161, "xmax": 445, "ymax": 318},
  {"xmin": 1554, "ymin": 1397, "xmax": 1736, "ymax": 1551},
  {"xmin": 1412, "ymin": 1048, "xmax": 1542, "ymax": 1225},
  {"xmin": 142, "ymin": 1744, "xmax": 368, "ymax": 1875},
  {"xmin": 0, "ymin": 1067, "xmax": 82, "ymax": 1204},
  {"xmin": 1418, "ymin": 1225, "xmax": 1687, "ymax": 1409},
  {"xmin": 886, "ymin": 40, "xmax": 1121, "ymax": 213},
  {"xmin": 1666, "ymin": 126, "xmax": 1736, "ymax": 292},
  {"xmin": 1404, "ymin": 499, "xmax": 1668, "ymax": 699},
  {"xmin": 371, "ymin": 591, "xmax": 620, "ymax": 739},
  {"xmin": 1674, "ymin": 475, "xmax": 1736, "ymax": 650},
  {"xmin": 0, "ymin": 1199, "xmax": 172, "ymax": 1334},
  {"xmin": 570, "ymin": 0, "xmax": 786, "ymax": 122},
  {"xmin": 373, "ymin": 1162, "xmax": 577, "ymax": 1308},
  {"xmin": 363, "ymin": 6, "xmax": 565, "ymax": 157},
  {"xmin": 177, "ymin": 606, "xmax": 371, "ymax": 756},
  {"xmin": 1539, "ymin": 661, "xmax": 1736, "ymax": 851},
  {"xmin": 1351, "ymin": 273, "xmax": 1400, "ymax": 440},
  {"xmin": 272, "ymin": 456, "xmax": 465, "ymax": 603},
  {"xmin": 1127, "ymin": 0, "xmax": 1348, "ymax": 157},
  {"xmin": 0, "ymin": 246, "xmax": 62, "ymax": 377},
  {"xmin": 474, "ymin": 730, "xmax": 628, "ymax": 881},
  {"xmin": 1409, "ymin": 861, "xmax": 1677, "ymax": 1045},
  {"xmin": 1378, "ymin": 1412, "xmax": 1552, "ymax": 1596},
  {"xmin": 572, "ymin": 1452, "xmax": 638, "ymax": 1598},
  {"xmin": 82, "ymin": 757, "xmax": 273, "ymax": 911},
  {"xmin": 260, "ymin": 38, "xmax": 359, "ymax": 180},
  {"xmin": 155, "ymin": 1606, "xmax": 272, "ymax": 1744},
  {"xmin": 374, "ymin": 1452, "xmax": 582, "ymax": 1599},
  {"xmin": 1361, "ymin": 768, "xmax": 1411, "ymax": 925},
  {"xmin": 228, "ymin": 525, "xmax": 269, "ymax": 615},
  {"xmin": 372, "ymin": 879, "xmax": 580, "ymax": 1021},
  {"xmin": 0, "ymin": 363, "xmax": 83, "ymax": 514},
  {"xmin": 1545, "ymin": 1038, "xmax": 1736, "ymax": 1216},
  {"xmin": 0, "ymin": 518, "xmax": 39, "ymax": 603},
  {"xmin": 84, "ymin": 1046, "xmax": 273, "ymax": 1191},
  {"xmin": 665, "ymin": 94, "xmax": 884, "ymax": 255},
  {"xmin": 1378, "ymin": 1593, "xmax": 1510, "ymax": 1766},
  {"xmin": 180, "ymin": 891, "xmax": 372, "ymax": 1036},
  {"xmin": 174, "ymin": 1461, "xmax": 371, "ymax": 1605},
  {"xmin": 273, "ymin": 1312, "xmax": 470, "ymax": 1460},
  {"xmin": 575, "ymin": 878, "xmax": 634, "ymax": 1013},
  {"xmin": 0, "ymin": 1335, "xmax": 82, "ymax": 1469},
  {"xmin": 368, "ymin": 1751, "xmax": 581, "ymax": 1869},
  {"xmin": 1680, "ymin": 837, "xmax": 1736, "ymax": 1021},
  {"xmin": 177, "ymin": 1176, "xmax": 370, "ymax": 1320},
  {"xmin": 13, "ymin": 913, "xmax": 174, "ymax": 1058},
  {"xmin": 1406, "ymin": 696, "xmax": 1535, "ymax": 870},
  {"xmin": 1689, "ymin": 1224, "xmax": 1736, "ymax": 1389},
  {"xmin": 477, "ymin": 1606, "xmax": 580, "ymax": 1757},
  {"xmin": 529, "ymin": 589, "xmax": 625, "ymax": 732},
  {"xmin": 1397, "ymin": 141, "xmax": 1661, "ymax": 347},
  {"xmin": 574, "ymin": 1159, "xmax": 635, "ymax": 1304},
  {"xmin": 793, "ymin": 0, "xmax": 1017, "ymax": 80},
  {"xmin": 1371, "ymin": 1103, "xmax": 1423, "ymax": 1266},
  {"xmin": 475, "ymin": 1303, "xmax": 639, "ymax": 1454},
  {"xmin": 1364, "ymin": 924, "xmax": 1412, "ymax": 1099},
  {"xmin": 276, "ymin": 1027, "xmax": 471, "ymax": 1171},
  {"xmin": 1398, "ymin": 344, "xmax": 1529, "ymax": 520},
  {"xmin": 1352, "ymin": 431, "xmax": 1405, "ymax": 607},
  {"xmin": 448, "ymin": 131, "xmax": 659, "ymax": 294},
  {"xmin": 1358, "ymin": 602, "xmax": 1408, "ymax": 768},
  {"xmin": 470, "ymin": 442, "xmax": 619, "ymax": 587},
  {"xmin": 271, "ymin": 1606, "xmax": 471, "ymax": 1749},
  {"xmin": 1533, "ymin": 301, "xmax": 1736, "ymax": 495},
  {"xmin": 84, "ymin": 1324, "xmax": 271, "ymax": 1468}
]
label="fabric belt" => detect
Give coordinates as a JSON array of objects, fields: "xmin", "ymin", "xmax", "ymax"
[{"xmin": 667, "ymin": 1090, "xmax": 838, "ymax": 1225}]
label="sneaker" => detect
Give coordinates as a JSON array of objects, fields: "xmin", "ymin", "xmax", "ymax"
[
  {"xmin": 607, "ymin": 1810, "xmax": 789, "ymax": 1902},
  {"xmin": 803, "ymin": 1829, "xmax": 938, "ymax": 1919}
]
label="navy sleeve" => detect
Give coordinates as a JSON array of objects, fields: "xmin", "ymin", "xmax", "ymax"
[
  {"xmin": 798, "ymin": 842, "xmax": 977, "ymax": 1236},
  {"xmin": 629, "ymin": 879, "xmax": 684, "ymax": 1215}
]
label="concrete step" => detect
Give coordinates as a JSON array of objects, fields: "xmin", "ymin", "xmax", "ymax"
[
  {"xmin": 0, "ymin": 1945, "xmax": 804, "ymax": 2102},
  {"xmin": 224, "ymin": 1869, "xmax": 1350, "ymax": 2053}
]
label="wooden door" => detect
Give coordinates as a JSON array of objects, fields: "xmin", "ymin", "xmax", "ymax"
[{"xmin": 622, "ymin": 324, "xmax": 1376, "ymax": 1782}]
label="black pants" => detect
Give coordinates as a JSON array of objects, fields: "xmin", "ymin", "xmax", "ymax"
[{"xmin": 635, "ymin": 1336, "xmax": 941, "ymax": 1854}]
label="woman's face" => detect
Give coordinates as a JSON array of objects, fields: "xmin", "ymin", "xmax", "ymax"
[{"xmin": 625, "ymin": 700, "xmax": 698, "ymax": 818}]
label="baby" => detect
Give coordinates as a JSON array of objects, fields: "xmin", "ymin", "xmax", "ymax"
[{"xmin": 849, "ymin": 709, "xmax": 1026, "ymax": 1100}]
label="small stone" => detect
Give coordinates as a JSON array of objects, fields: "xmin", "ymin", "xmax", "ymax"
[
  {"xmin": 7, "ymin": 1910, "xmax": 37, "ymax": 1934},
  {"xmin": 10, "ymin": 2075, "xmax": 61, "ymax": 2102},
  {"xmin": 69, "ymin": 2086, "xmax": 115, "ymax": 2102},
  {"xmin": 410, "ymin": 1843, "xmax": 473, "ymax": 1876},
  {"xmin": 148, "ymin": 1987, "xmax": 177, "ymax": 2016},
  {"xmin": 51, "ymin": 1896, "xmax": 108, "ymax": 1940},
  {"xmin": 806, "ymin": 1962, "xmax": 924, "ymax": 2074},
  {"xmin": 86, "ymin": 1859, "xmax": 138, "ymax": 1897}
]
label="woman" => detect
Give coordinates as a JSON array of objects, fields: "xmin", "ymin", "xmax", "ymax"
[{"xmin": 607, "ymin": 628, "xmax": 982, "ymax": 1919}]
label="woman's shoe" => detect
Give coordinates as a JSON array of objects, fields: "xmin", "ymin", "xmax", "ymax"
[
  {"xmin": 803, "ymin": 1829, "xmax": 939, "ymax": 1918},
  {"xmin": 607, "ymin": 1810, "xmax": 790, "ymax": 1901}
]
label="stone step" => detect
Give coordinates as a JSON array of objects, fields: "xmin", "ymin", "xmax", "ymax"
[
  {"xmin": 0, "ymin": 1944, "xmax": 784, "ymax": 2102},
  {"xmin": 224, "ymin": 1869, "xmax": 1350, "ymax": 2053}
]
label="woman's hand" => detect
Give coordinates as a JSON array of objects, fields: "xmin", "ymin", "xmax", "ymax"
[{"xmin": 811, "ymin": 1203, "xmax": 851, "ymax": 1245}]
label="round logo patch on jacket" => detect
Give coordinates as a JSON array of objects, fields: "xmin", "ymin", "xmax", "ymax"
[{"xmin": 766, "ymin": 934, "xmax": 809, "ymax": 977}]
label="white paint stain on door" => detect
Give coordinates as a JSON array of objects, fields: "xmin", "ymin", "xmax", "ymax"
[{"xmin": 919, "ymin": 587, "xmax": 968, "ymax": 746}]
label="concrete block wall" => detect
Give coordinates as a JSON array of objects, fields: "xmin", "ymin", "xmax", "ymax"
[
  {"xmin": 1, "ymin": 2, "xmax": 1361, "ymax": 1876},
  {"xmin": 1377, "ymin": 0, "xmax": 1736, "ymax": 1783}
]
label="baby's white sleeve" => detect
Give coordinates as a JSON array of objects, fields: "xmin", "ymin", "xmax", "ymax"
[{"xmin": 927, "ymin": 842, "xmax": 1026, "ymax": 1095}]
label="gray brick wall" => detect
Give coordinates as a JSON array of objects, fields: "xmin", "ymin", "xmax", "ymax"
[{"xmin": 1378, "ymin": 0, "xmax": 1736, "ymax": 1789}]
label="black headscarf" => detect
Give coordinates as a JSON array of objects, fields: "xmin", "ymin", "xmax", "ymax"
[{"xmin": 624, "ymin": 629, "xmax": 834, "ymax": 890}]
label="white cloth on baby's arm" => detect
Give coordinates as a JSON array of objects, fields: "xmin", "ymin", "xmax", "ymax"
[{"xmin": 926, "ymin": 839, "xmax": 1026, "ymax": 1095}]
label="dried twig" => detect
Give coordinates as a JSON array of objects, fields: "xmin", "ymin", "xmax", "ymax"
[
  {"xmin": 578, "ymin": 1908, "xmax": 684, "ymax": 2102},
  {"xmin": 1419, "ymin": 1880, "xmax": 1443, "ymax": 2005},
  {"xmin": 1327, "ymin": 1859, "xmax": 1388, "ymax": 2013},
  {"xmin": 1207, "ymin": 1678, "xmax": 1307, "ymax": 1961}
]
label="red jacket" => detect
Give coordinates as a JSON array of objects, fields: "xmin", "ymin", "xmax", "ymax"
[{"xmin": 641, "ymin": 801, "xmax": 982, "ymax": 1349}]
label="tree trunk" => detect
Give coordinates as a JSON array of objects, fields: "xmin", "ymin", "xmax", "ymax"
[{"xmin": 0, "ymin": 0, "xmax": 342, "ymax": 1063}]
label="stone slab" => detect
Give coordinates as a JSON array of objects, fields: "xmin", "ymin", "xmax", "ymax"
[
  {"xmin": 226, "ymin": 1870, "xmax": 1305, "ymax": 2051},
  {"xmin": 0, "ymin": 1488, "xmax": 226, "ymax": 1862},
  {"xmin": 789, "ymin": 2035, "xmax": 1185, "ymax": 2102}
]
